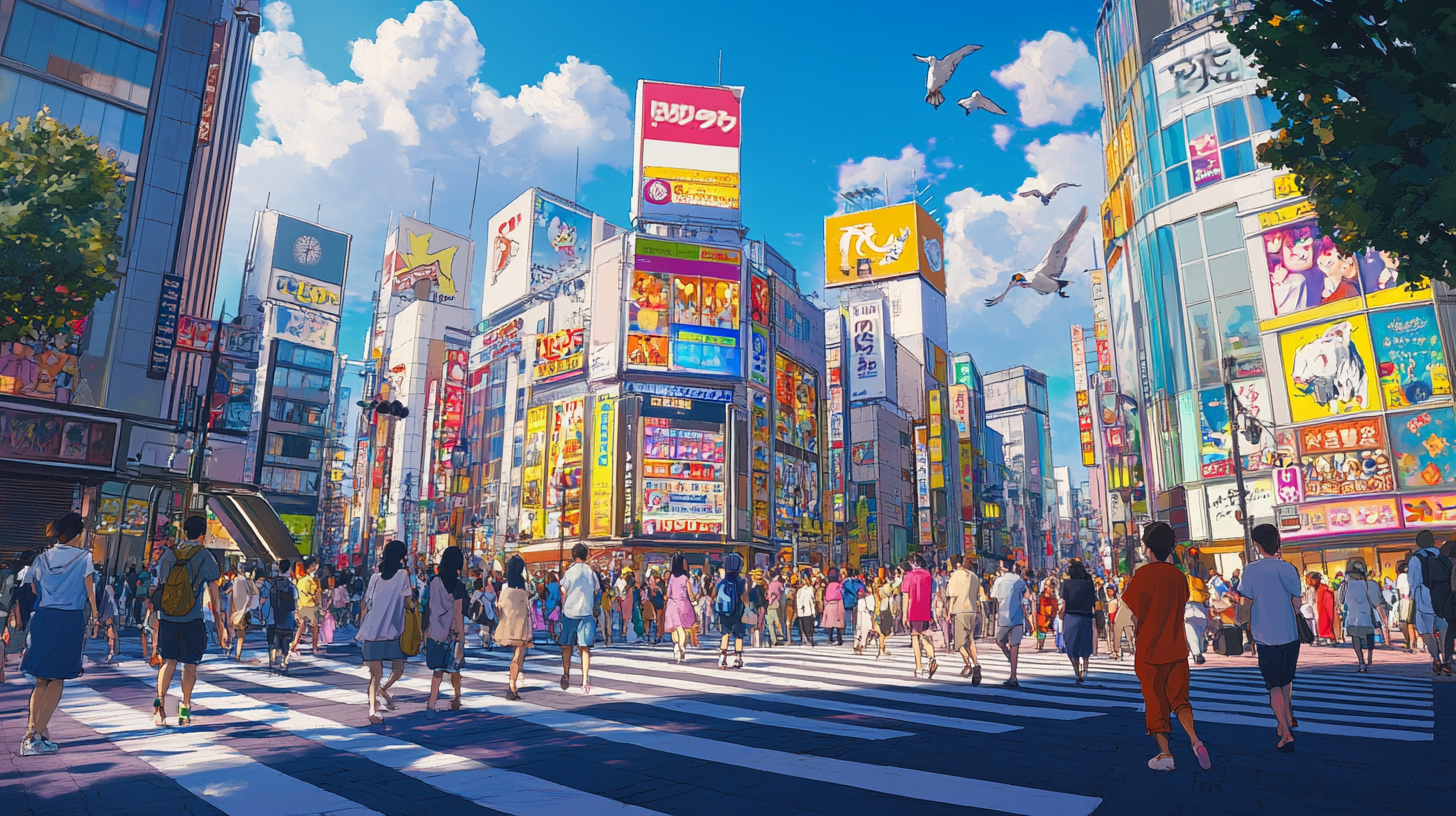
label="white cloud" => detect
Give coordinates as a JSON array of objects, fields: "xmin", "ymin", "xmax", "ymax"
[
  {"xmin": 222, "ymin": 1, "xmax": 633, "ymax": 333},
  {"xmin": 992, "ymin": 124, "xmax": 1015, "ymax": 149},
  {"xmin": 832, "ymin": 145, "xmax": 942, "ymax": 213},
  {"xmin": 940, "ymin": 131, "xmax": 1102, "ymax": 326},
  {"xmin": 784, "ymin": 232, "xmax": 804, "ymax": 247},
  {"xmin": 992, "ymin": 31, "xmax": 1101, "ymax": 128}
]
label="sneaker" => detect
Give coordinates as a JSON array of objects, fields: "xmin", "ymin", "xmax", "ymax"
[
  {"xmin": 38, "ymin": 738, "xmax": 59, "ymax": 754},
  {"xmin": 1001, "ymin": 678, "xmax": 1020, "ymax": 689},
  {"xmin": 19, "ymin": 737, "xmax": 42, "ymax": 756},
  {"xmin": 1147, "ymin": 754, "xmax": 1176, "ymax": 771},
  {"xmin": 1194, "ymin": 655, "xmax": 1206, "ymax": 665},
  {"xmin": 971, "ymin": 665, "xmax": 982, "ymax": 686},
  {"xmin": 1194, "ymin": 743, "xmax": 1212, "ymax": 770},
  {"xmin": 581, "ymin": 683, "xmax": 592, "ymax": 696}
]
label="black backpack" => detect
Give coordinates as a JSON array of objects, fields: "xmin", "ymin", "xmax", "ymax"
[
  {"xmin": 1416, "ymin": 551, "xmax": 1455, "ymax": 620},
  {"xmin": 271, "ymin": 577, "xmax": 297, "ymax": 616}
]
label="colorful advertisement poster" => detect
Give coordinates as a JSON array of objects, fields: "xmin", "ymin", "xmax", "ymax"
[
  {"xmin": 1198, "ymin": 388, "xmax": 1231, "ymax": 479},
  {"xmin": 851, "ymin": 441, "xmax": 876, "ymax": 467},
  {"xmin": 750, "ymin": 275, "xmax": 770, "ymax": 324},
  {"xmin": 1296, "ymin": 415, "xmax": 1394, "ymax": 497},
  {"xmin": 1279, "ymin": 315, "xmax": 1377, "ymax": 423},
  {"xmin": 1284, "ymin": 496, "xmax": 1401, "ymax": 540},
  {"xmin": 1077, "ymin": 390, "xmax": 1096, "ymax": 467},
  {"xmin": 588, "ymin": 393, "xmax": 616, "ymax": 538},
  {"xmin": 1401, "ymin": 492, "xmax": 1456, "ymax": 528},
  {"xmin": 749, "ymin": 325, "xmax": 770, "ymax": 386},
  {"xmin": 774, "ymin": 353, "xmax": 819, "ymax": 453},
  {"xmin": 627, "ymin": 238, "xmax": 742, "ymax": 376},
  {"xmin": 1390, "ymin": 406, "xmax": 1456, "ymax": 489},
  {"xmin": 823, "ymin": 202, "xmax": 946, "ymax": 294},
  {"xmin": 388, "ymin": 216, "xmax": 470, "ymax": 305},
  {"xmin": 753, "ymin": 471, "xmax": 771, "ymax": 538},
  {"xmin": 271, "ymin": 304, "xmax": 337, "ymax": 351},
  {"xmin": 640, "ymin": 402, "xmax": 727, "ymax": 537},
  {"xmin": 1369, "ymin": 304, "xmax": 1450, "ymax": 409},
  {"xmin": 478, "ymin": 318, "xmax": 523, "ymax": 364},
  {"xmin": 531, "ymin": 195, "xmax": 593, "ymax": 296},
  {"xmin": 545, "ymin": 399, "xmax": 585, "ymax": 539},
  {"xmin": 519, "ymin": 405, "xmax": 549, "ymax": 540},
  {"xmin": 751, "ymin": 391, "xmax": 771, "ymax": 473},
  {"xmin": 847, "ymin": 300, "xmax": 886, "ymax": 401},
  {"xmin": 950, "ymin": 384, "xmax": 971, "ymax": 435},
  {"xmin": 1261, "ymin": 218, "xmax": 1362, "ymax": 318},
  {"xmin": 1273, "ymin": 466, "xmax": 1304, "ymax": 505},
  {"xmin": 534, "ymin": 328, "xmax": 585, "ymax": 383},
  {"xmin": 1188, "ymin": 131, "xmax": 1223, "ymax": 188},
  {"xmin": 633, "ymin": 80, "xmax": 742, "ymax": 226},
  {"xmin": 773, "ymin": 452, "xmax": 821, "ymax": 539}
]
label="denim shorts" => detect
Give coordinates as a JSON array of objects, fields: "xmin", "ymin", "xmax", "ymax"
[{"xmin": 558, "ymin": 615, "xmax": 596, "ymax": 647}]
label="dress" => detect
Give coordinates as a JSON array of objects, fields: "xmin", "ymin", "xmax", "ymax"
[
  {"xmin": 496, "ymin": 587, "xmax": 533, "ymax": 647},
  {"xmin": 820, "ymin": 581, "xmax": 845, "ymax": 629},
  {"xmin": 663, "ymin": 574, "xmax": 696, "ymax": 633},
  {"xmin": 1316, "ymin": 584, "xmax": 1336, "ymax": 640}
]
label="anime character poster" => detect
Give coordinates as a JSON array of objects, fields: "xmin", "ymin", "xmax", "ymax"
[
  {"xmin": 1389, "ymin": 406, "xmax": 1456, "ymax": 489},
  {"xmin": 1279, "ymin": 315, "xmax": 1377, "ymax": 423},
  {"xmin": 1262, "ymin": 219, "xmax": 1361, "ymax": 317},
  {"xmin": 1369, "ymin": 304, "xmax": 1450, "ymax": 410}
]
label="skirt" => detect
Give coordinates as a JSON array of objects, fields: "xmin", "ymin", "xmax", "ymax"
[
  {"xmin": 424, "ymin": 638, "xmax": 464, "ymax": 673},
  {"xmin": 361, "ymin": 639, "xmax": 408, "ymax": 662},
  {"xmin": 664, "ymin": 597, "xmax": 697, "ymax": 633},
  {"xmin": 1063, "ymin": 614, "xmax": 1095, "ymax": 662},
  {"xmin": 820, "ymin": 599, "xmax": 845, "ymax": 629},
  {"xmin": 20, "ymin": 608, "xmax": 85, "ymax": 680}
]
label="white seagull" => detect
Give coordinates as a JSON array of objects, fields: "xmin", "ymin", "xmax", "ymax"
[
  {"xmin": 1017, "ymin": 182, "xmax": 1082, "ymax": 206},
  {"xmin": 915, "ymin": 45, "xmax": 981, "ymax": 108},
  {"xmin": 984, "ymin": 206, "xmax": 1089, "ymax": 307},
  {"xmin": 956, "ymin": 91, "xmax": 1007, "ymax": 116}
]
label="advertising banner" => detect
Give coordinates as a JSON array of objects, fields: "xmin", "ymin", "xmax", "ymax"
[
  {"xmin": 1390, "ymin": 406, "xmax": 1456, "ymax": 489},
  {"xmin": 1208, "ymin": 478, "xmax": 1275, "ymax": 540},
  {"xmin": 528, "ymin": 194, "xmax": 593, "ymax": 298},
  {"xmin": 478, "ymin": 317, "xmax": 524, "ymax": 364},
  {"xmin": 950, "ymin": 384, "xmax": 971, "ymax": 435},
  {"xmin": 147, "ymin": 274, "xmax": 184, "ymax": 378},
  {"xmin": 823, "ymin": 202, "xmax": 946, "ymax": 294},
  {"xmin": 1078, "ymin": 390, "xmax": 1096, "ymax": 467},
  {"xmin": 439, "ymin": 350, "xmax": 467, "ymax": 449},
  {"xmin": 545, "ymin": 398, "xmax": 585, "ymax": 539},
  {"xmin": 274, "ymin": 214, "xmax": 349, "ymax": 287},
  {"xmin": 1198, "ymin": 387, "xmax": 1231, "ymax": 478},
  {"xmin": 1273, "ymin": 465, "xmax": 1304, "ymax": 505},
  {"xmin": 627, "ymin": 238, "xmax": 742, "ymax": 375},
  {"xmin": 1189, "ymin": 130, "xmax": 1223, "ymax": 188},
  {"xmin": 640, "ymin": 398, "xmax": 727, "ymax": 538},
  {"xmin": 588, "ymin": 393, "xmax": 617, "ymax": 538},
  {"xmin": 773, "ymin": 453, "xmax": 822, "ymax": 539},
  {"xmin": 1295, "ymin": 416, "xmax": 1393, "ymax": 496},
  {"xmin": 774, "ymin": 353, "xmax": 819, "ymax": 453},
  {"xmin": 954, "ymin": 359, "xmax": 973, "ymax": 388},
  {"xmin": 1402, "ymin": 492, "xmax": 1456, "ymax": 527},
  {"xmin": 519, "ymin": 405, "xmax": 549, "ymax": 540},
  {"xmin": 851, "ymin": 440, "xmax": 876, "ymax": 468},
  {"xmin": 750, "ymin": 274, "xmax": 770, "ymax": 324},
  {"xmin": 1260, "ymin": 218, "xmax": 1362, "ymax": 319},
  {"xmin": 1369, "ymin": 304, "xmax": 1450, "ymax": 410},
  {"xmin": 196, "ymin": 23, "xmax": 226, "ymax": 145},
  {"xmin": 388, "ymin": 216, "xmax": 471, "ymax": 305},
  {"xmin": 174, "ymin": 315, "xmax": 218, "ymax": 354},
  {"xmin": 0, "ymin": 404, "xmax": 118, "ymax": 469},
  {"xmin": 271, "ymin": 303, "xmax": 338, "ymax": 350},
  {"xmin": 752, "ymin": 392, "xmax": 770, "ymax": 537},
  {"xmin": 847, "ymin": 300, "xmax": 886, "ymax": 401},
  {"xmin": 1279, "ymin": 315, "xmax": 1377, "ymax": 423},
  {"xmin": 750, "ymin": 325, "xmax": 770, "ymax": 386},
  {"xmin": 534, "ymin": 327, "xmax": 585, "ymax": 383},
  {"xmin": 1232, "ymin": 377, "xmax": 1278, "ymax": 470},
  {"xmin": 633, "ymin": 80, "xmax": 743, "ymax": 225},
  {"xmin": 1284, "ymin": 496, "xmax": 1401, "ymax": 540},
  {"xmin": 272, "ymin": 272, "xmax": 342, "ymax": 315}
]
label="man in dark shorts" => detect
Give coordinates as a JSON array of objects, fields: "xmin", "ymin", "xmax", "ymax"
[
  {"xmin": 902, "ymin": 554, "xmax": 937, "ymax": 679},
  {"xmin": 1232, "ymin": 524, "xmax": 1303, "ymax": 751},
  {"xmin": 153, "ymin": 516, "xmax": 223, "ymax": 727}
]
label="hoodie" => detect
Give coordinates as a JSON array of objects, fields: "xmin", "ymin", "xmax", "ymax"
[{"xmin": 32, "ymin": 544, "xmax": 91, "ymax": 610}]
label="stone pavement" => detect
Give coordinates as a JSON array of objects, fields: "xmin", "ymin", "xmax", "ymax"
[{"xmin": 1, "ymin": 623, "xmax": 1451, "ymax": 815}]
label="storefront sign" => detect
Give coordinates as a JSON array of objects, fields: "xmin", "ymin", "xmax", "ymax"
[
  {"xmin": 1296, "ymin": 416, "xmax": 1393, "ymax": 496},
  {"xmin": 623, "ymin": 381, "xmax": 733, "ymax": 403},
  {"xmin": 0, "ymin": 403, "xmax": 119, "ymax": 470},
  {"xmin": 1401, "ymin": 492, "xmax": 1456, "ymax": 528},
  {"xmin": 1273, "ymin": 466, "xmax": 1304, "ymax": 504},
  {"xmin": 640, "ymin": 398, "xmax": 727, "ymax": 539},
  {"xmin": 478, "ymin": 317, "xmax": 523, "ymax": 364},
  {"xmin": 1284, "ymin": 496, "xmax": 1402, "ymax": 540},
  {"xmin": 147, "ymin": 274, "xmax": 184, "ymax": 378},
  {"xmin": 534, "ymin": 328, "xmax": 585, "ymax": 383}
]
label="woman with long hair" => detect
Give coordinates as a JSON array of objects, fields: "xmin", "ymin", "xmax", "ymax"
[
  {"xmin": 497, "ymin": 555, "xmax": 533, "ymax": 700},
  {"xmin": 19, "ymin": 513, "xmax": 96, "ymax": 756},
  {"xmin": 424, "ymin": 546, "xmax": 467, "ymax": 718},
  {"xmin": 1337, "ymin": 558, "xmax": 1385, "ymax": 672},
  {"xmin": 875, "ymin": 575, "xmax": 895, "ymax": 658},
  {"xmin": 821, "ymin": 568, "xmax": 845, "ymax": 646},
  {"xmin": 663, "ymin": 553, "xmax": 698, "ymax": 663},
  {"xmin": 1060, "ymin": 561, "xmax": 1096, "ymax": 683},
  {"xmin": 357, "ymin": 540, "xmax": 410, "ymax": 725}
]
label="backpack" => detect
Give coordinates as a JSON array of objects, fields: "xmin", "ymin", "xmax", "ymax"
[
  {"xmin": 842, "ymin": 578, "xmax": 861, "ymax": 608},
  {"xmin": 1416, "ymin": 551, "xmax": 1454, "ymax": 620},
  {"xmin": 713, "ymin": 576, "xmax": 742, "ymax": 615},
  {"xmin": 157, "ymin": 545, "xmax": 204, "ymax": 617},
  {"xmin": 271, "ymin": 577, "xmax": 297, "ymax": 616},
  {"xmin": 400, "ymin": 596, "xmax": 423, "ymax": 655}
]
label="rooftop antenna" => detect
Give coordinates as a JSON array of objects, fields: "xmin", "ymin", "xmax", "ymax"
[
  {"xmin": 427, "ymin": 174, "xmax": 436, "ymax": 223},
  {"xmin": 718, "ymin": 50, "xmax": 722, "ymax": 85},
  {"xmin": 264, "ymin": 191, "xmax": 270, "ymax": 211},
  {"xmin": 315, "ymin": 204, "xmax": 321, "ymax": 223},
  {"xmin": 467, "ymin": 156, "xmax": 482, "ymax": 236},
  {"xmin": 573, "ymin": 147, "xmax": 580, "ymax": 203}
]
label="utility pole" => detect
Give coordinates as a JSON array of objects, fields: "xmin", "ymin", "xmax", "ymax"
[{"xmin": 1222, "ymin": 355, "xmax": 1255, "ymax": 566}]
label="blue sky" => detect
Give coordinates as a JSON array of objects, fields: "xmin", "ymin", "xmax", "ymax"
[{"xmin": 219, "ymin": 0, "xmax": 1107, "ymax": 484}]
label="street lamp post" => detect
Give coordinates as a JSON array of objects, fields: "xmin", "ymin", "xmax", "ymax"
[{"xmin": 1221, "ymin": 356, "xmax": 1256, "ymax": 567}]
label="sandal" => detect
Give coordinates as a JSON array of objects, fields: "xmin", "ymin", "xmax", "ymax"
[
  {"xmin": 450, "ymin": 698, "xmax": 461, "ymax": 711},
  {"xmin": 177, "ymin": 705, "xmax": 191, "ymax": 726},
  {"xmin": 152, "ymin": 699, "xmax": 166, "ymax": 727},
  {"xmin": 381, "ymin": 691, "xmax": 398, "ymax": 711}
]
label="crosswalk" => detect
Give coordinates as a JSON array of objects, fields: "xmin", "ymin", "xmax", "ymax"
[{"xmin": 27, "ymin": 631, "xmax": 1434, "ymax": 815}]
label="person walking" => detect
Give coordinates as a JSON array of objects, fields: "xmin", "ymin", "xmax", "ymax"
[
  {"xmin": 841, "ymin": 568, "xmax": 862, "ymax": 643},
  {"xmin": 1123, "ymin": 522, "xmax": 1210, "ymax": 772},
  {"xmin": 903, "ymin": 554, "xmax": 938, "ymax": 679},
  {"xmin": 289, "ymin": 558, "xmax": 324, "ymax": 657},
  {"xmin": 1232, "ymin": 524, "xmax": 1303, "ymax": 750},
  {"xmin": 153, "ymin": 516, "xmax": 225, "ymax": 728},
  {"xmin": 821, "ymin": 569, "xmax": 846, "ymax": 646},
  {"xmin": 990, "ymin": 558, "xmax": 1028, "ymax": 687},
  {"xmin": 853, "ymin": 571, "xmax": 876, "ymax": 655},
  {"xmin": 714, "ymin": 553, "xmax": 749, "ymax": 669},
  {"xmin": 1034, "ymin": 580, "xmax": 1057, "ymax": 652},
  {"xmin": 229, "ymin": 565, "xmax": 259, "ymax": 662},
  {"xmin": 424, "ymin": 547, "xmax": 468, "ymax": 718},
  {"xmin": 1312, "ymin": 572, "xmax": 1337, "ymax": 645},
  {"xmin": 1185, "ymin": 566, "xmax": 1210, "ymax": 665},
  {"xmin": 765, "ymin": 571, "xmax": 786, "ymax": 647},
  {"xmin": 873, "ymin": 575, "xmax": 894, "ymax": 658},
  {"xmin": 1104, "ymin": 584, "xmax": 1123, "ymax": 659},
  {"xmin": 947, "ymin": 555, "xmax": 983, "ymax": 684},
  {"xmin": 1337, "ymin": 558, "xmax": 1386, "ymax": 673},
  {"xmin": 664, "ymin": 553, "xmax": 698, "ymax": 664},
  {"xmin": 18, "ymin": 513, "xmax": 96, "ymax": 756},
  {"xmin": 497, "ymin": 555, "xmax": 533, "ymax": 700},
  {"xmin": 794, "ymin": 574, "xmax": 817, "ymax": 647},
  {"xmin": 93, "ymin": 571, "xmax": 119, "ymax": 662},
  {"xmin": 1409, "ymin": 530, "xmax": 1453, "ymax": 674},
  {"xmin": 1061, "ymin": 560, "xmax": 1096, "ymax": 683},
  {"xmin": 556, "ymin": 543, "xmax": 600, "ymax": 694},
  {"xmin": 358, "ymin": 540, "xmax": 410, "ymax": 724},
  {"xmin": 471, "ymin": 578, "xmax": 498, "ymax": 650}
]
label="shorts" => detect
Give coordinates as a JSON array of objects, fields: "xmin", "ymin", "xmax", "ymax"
[
  {"xmin": 954, "ymin": 612, "xmax": 978, "ymax": 650},
  {"xmin": 1134, "ymin": 659, "xmax": 1191, "ymax": 735},
  {"xmin": 558, "ymin": 615, "xmax": 596, "ymax": 648},
  {"xmin": 296, "ymin": 606, "xmax": 321, "ymax": 625},
  {"xmin": 158, "ymin": 619, "xmax": 208, "ymax": 665},
  {"xmin": 909, "ymin": 620, "xmax": 931, "ymax": 635},
  {"xmin": 720, "ymin": 612, "xmax": 746, "ymax": 640},
  {"xmin": 1256, "ymin": 640, "xmax": 1300, "ymax": 690},
  {"xmin": 996, "ymin": 624, "xmax": 1024, "ymax": 647}
]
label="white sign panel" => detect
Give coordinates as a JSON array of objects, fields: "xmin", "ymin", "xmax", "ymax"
[
  {"xmin": 847, "ymin": 299, "xmax": 886, "ymax": 401},
  {"xmin": 1208, "ymin": 478, "xmax": 1274, "ymax": 540}
]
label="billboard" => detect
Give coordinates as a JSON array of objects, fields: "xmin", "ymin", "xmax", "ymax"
[
  {"xmin": 774, "ymin": 353, "xmax": 819, "ymax": 454},
  {"xmin": 519, "ymin": 405, "xmax": 549, "ymax": 540},
  {"xmin": 1295, "ymin": 416, "xmax": 1393, "ymax": 497},
  {"xmin": 632, "ymin": 80, "xmax": 743, "ymax": 226},
  {"xmin": 271, "ymin": 303, "xmax": 337, "ymax": 350},
  {"xmin": 1284, "ymin": 496, "xmax": 1401, "ymax": 540},
  {"xmin": 531, "ymin": 194, "xmax": 593, "ymax": 296},
  {"xmin": 477, "ymin": 318, "xmax": 523, "ymax": 364},
  {"xmin": 272, "ymin": 214, "xmax": 349, "ymax": 286},
  {"xmin": 639, "ymin": 397, "xmax": 727, "ymax": 538},
  {"xmin": 626, "ymin": 238, "xmax": 742, "ymax": 376},
  {"xmin": 1390, "ymin": 406, "xmax": 1456, "ymax": 489},
  {"xmin": 1279, "ymin": 315, "xmax": 1377, "ymax": 424},
  {"xmin": 486, "ymin": 190, "xmax": 531, "ymax": 293},
  {"xmin": 749, "ymin": 325, "xmax": 770, "ymax": 386},
  {"xmin": 751, "ymin": 390, "xmax": 771, "ymax": 538},
  {"xmin": 1369, "ymin": 304, "xmax": 1450, "ymax": 410},
  {"xmin": 534, "ymin": 328, "xmax": 585, "ymax": 383},
  {"xmin": 271, "ymin": 273, "xmax": 342, "ymax": 316},
  {"xmin": 387, "ymin": 216, "xmax": 473, "ymax": 306},
  {"xmin": 545, "ymin": 398, "xmax": 585, "ymax": 539},
  {"xmin": 847, "ymin": 300, "xmax": 887, "ymax": 401},
  {"xmin": 823, "ymin": 202, "xmax": 946, "ymax": 294},
  {"xmin": 588, "ymin": 393, "xmax": 617, "ymax": 538}
]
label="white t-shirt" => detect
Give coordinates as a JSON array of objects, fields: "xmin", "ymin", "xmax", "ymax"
[
  {"xmin": 559, "ymin": 562, "xmax": 599, "ymax": 619},
  {"xmin": 991, "ymin": 573, "xmax": 1027, "ymax": 627},
  {"xmin": 796, "ymin": 584, "xmax": 817, "ymax": 617},
  {"xmin": 1237, "ymin": 555, "xmax": 1302, "ymax": 646},
  {"xmin": 31, "ymin": 544, "xmax": 91, "ymax": 610}
]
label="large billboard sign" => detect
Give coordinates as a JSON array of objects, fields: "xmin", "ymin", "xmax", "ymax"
[
  {"xmin": 638, "ymin": 396, "xmax": 728, "ymax": 539},
  {"xmin": 1279, "ymin": 315, "xmax": 1378, "ymax": 424},
  {"xmin": 531, "ymin": 194, "xmax": 593, "ymax": 296},
  {"xmin": 632, "ymin": 81, "xmax": 743, "ymax": 226},
  {"xmin": 847, "ymin": 300, "xmax": 887, "ymax": 401},
  {"xmin": 534, "ymin": 328, "xmax": 585, "ymax": 383},
  {"xmin": 272, "ymin": 214, "xmax": 349, "ymax": 286},
  {"xmin": 387, "ymin": 216, "xmax": 474, "ymax": 307},
  {"xmin": 823, "ymin": 202, "xmax": 946, "ymax": 294},
  {"xmin": 626, "ymin": 237, "xmax": 742, "ymax": 377}
]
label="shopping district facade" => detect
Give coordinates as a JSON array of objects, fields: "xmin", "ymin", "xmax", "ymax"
[{"xmin": 0, "ymin": 0, "xmax": 1450, "ymax": 581}]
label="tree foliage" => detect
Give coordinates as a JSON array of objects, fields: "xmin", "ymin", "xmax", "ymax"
[
  {"xmin": 1220, "ymin": 0, "xmax": 1456, "ymax": 281},
  {"xmin": 0, "ymin": 108, "xmax": 126, "ymax": 343}
]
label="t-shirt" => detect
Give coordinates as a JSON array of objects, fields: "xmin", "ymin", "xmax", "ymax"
[
  {"xmin": 29, "ymin": 544, "xmax": 91, "ymax": 610},
  {"xmin": 1123, "ymin": 561, "xmax": 1190, "ymax": 664},
  {"xmin": 427, "ymin": 576, "xmax": 468, "ymax": 642},
  {"xmin": 991, "ymin": 572, "xmax": 1027, "ymax": 627},
  {"xmin": 559, "ymin": 562, "xmax": 600, "ymax": 619},
  {"xmin": 1237, "ymin": 556, "xmax": 1302, "ymax": 646},
  {"xmin": 154, "ymin": 542, "xmax": 220, "ymax": 623},
  {"xmin": 902, "ymin": 567, "xmax": 933, "ymax": 622},
  {"xmin": 1061, "ymin": 578, "xmax": 1095, "ymax": 618},
  {"xmin": 947, "ymin": 569, "xmax": 981, "ymax": 615},
  {"xmin": 296, "ymin": 573, "xmax": 321, "ymax": 608}
]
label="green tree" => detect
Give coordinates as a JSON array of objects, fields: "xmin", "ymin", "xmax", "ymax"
[
  {"xmin": 1220, "ymin": 1, "xmax": 1456, "ymax": 280},
  {"xmin": 0, "ymin": 108, "xmax": 126, "ymax": 343}
]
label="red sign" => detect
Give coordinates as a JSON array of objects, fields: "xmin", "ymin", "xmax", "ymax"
[
  {"xmin": 534, "ymin": 328, "xmax": 585, "ymax": 382},
  {"xmin": 1298, "ymin": 417, "xmax": 1385, "ymax": 454},
  {"xmin": 750, "ymin": 275, "xmax": 770, "ymax": 324},
  {"xmin": 641, "ymin": 81, "xmax": 741, "ymax": 148},
  {"xmin": 196, "ymin": 23, "xmax": 226, "ymax": 145}
]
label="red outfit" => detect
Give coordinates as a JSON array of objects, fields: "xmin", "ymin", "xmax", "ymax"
[{"xmin": 1316, "ymin": 584, "xmax": 1336, "ymax": 640}]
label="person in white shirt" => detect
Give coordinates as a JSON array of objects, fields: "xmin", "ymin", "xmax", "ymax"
[
  {"xmin": 795, "ymin": 578, "xmax": 818, "ymax": 647},
  {"xmin": 1336, "ymin": 558, "xmax": 1386, "ymax": 673},
  {"xmin": 1233, "ymin": 524, "xmax": 1303, "ymax": 752},
  {"xmin": 990, "ymin": 558, "xmax": 1028, "ymax": 688},
  {"xmin": 946, "ymin": 555, "xmax": 983, "ymax": 684},
  {"xmin": 557, "ymin": 543, "xmax": 601, "ymax": 694}
]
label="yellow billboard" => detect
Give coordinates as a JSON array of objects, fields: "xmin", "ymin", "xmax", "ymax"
[
  {"xmin": 824, "ymin": 202, "xmax": 946, "ymax": 294},
  {"xmin": 1280, "ymin": 315, "xmax": 1378, "ymax": 424}
]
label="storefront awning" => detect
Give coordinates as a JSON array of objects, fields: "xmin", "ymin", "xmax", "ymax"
[{"xmin": 208, "ymin": 493, "xmax": 302, "ymax": 565}]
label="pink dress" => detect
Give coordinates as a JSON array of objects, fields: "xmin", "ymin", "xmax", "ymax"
[
  {"xmin": 663, "ymin": 574, "xmax": 697, "ymax": 633},
  {"xmin": 820, "ymin": 581, "xmax": 845, "ymax": 628}
]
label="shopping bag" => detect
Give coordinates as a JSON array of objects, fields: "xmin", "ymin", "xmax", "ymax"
[{"xmin": 319, "ymin": 611, "xmax": 336, "ymax": 644}]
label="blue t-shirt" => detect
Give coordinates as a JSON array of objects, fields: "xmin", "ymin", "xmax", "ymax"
[{"xmin": 1237, "ymin": 556, "xmax": 1302, "ymax": 646}]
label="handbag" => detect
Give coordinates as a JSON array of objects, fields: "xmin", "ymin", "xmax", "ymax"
[
  {"xmin": 742, "ymin": 605, "xmax": 759, "ymax": 626},
  {"xmin": 1295, "ymin": 611, "xmax": 1316, "ymax": 644}
]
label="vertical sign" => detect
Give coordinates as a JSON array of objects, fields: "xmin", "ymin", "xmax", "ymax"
[
  {"xmin": 1072, "ymin": 324, "xmax": 1095, "ymax": 466},
  {"xmin": 196, "ymin": 23, "xmax": 227, "ymax": 145},
  {"xmin": 928, "ymin": 389, "xmax": 945, "ymax": 489},
  {"xmin": 617, "ymin": 396, "xmax": 639, "ymax": 538},
  {"xmin": 915, "ymin": 423, "xmax": 931, "ymax": 548},
  {"xmin": 147, "ymin": 274, "xmax": 184, "ymax": 379},
  {"xmin": 589, "ymin": 393, "xmax": 617, "ymax": 537},
  {"xmin": 848, "ymin": 300, "xmax": 886, "ymax": 400}
]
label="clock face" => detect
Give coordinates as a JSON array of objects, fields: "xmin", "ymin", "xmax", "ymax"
[{"xmin": 292, "ymin": 235, "xmax": 322, "ymax": 266}]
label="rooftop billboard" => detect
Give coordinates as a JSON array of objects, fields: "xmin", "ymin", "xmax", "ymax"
[
  {"xmin": 823, "ymin": 202, "xmax": 946, "ymax": 294},
  {"xmin": 631, "ymin": 80, "xmax": 743, "ymax": 227}
]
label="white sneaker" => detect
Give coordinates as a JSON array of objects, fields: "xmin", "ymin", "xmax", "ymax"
[
  {"xmin": 19, "ymin": 737, "xmax": 41, "ymax": 756},
  {"xmin": 39, "ymin": 738, "xmax": 59, "ymax": 754},
  {"xmin": 1147, "ymin": 754, "xmax": 1176, "ymax": 771}
]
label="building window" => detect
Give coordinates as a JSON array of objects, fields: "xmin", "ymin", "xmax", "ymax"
[
  {"xmin": 269, "ymin": 398, "xmax": 327, "ymax": 427},
  {"xmin": 261, "ymin": 466, "xmax": 320, "ymax": 496},
  {"xmin": 26, "ymin": 0, "xmax": 166, "ymax": 49},
  {"xmin": 3, "ymin": 3, "xmax": 158, "ymax": 108},
  {"xmin": 276, "ymin": 340, "xmax": 334, "ymax": 371},
  {"xmin": 265, "ymin": 432, "xmax": 322, "ymax": 463}
]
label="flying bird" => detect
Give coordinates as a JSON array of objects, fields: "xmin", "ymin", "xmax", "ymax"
[
  {"xmin": 984, "ymin": 206, "xmax": 1089, "ymax": 307},
  {"xmin": 956, "ymin": 91, "xmax": 1007, "ymax": 116},
  {"xmin": 915, "ymin": 45, "xmax": 981, "ymax": 108},
  {"xmin": 1017, "ymin": 183, "xmax": 1082, "ymax": 206}
]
